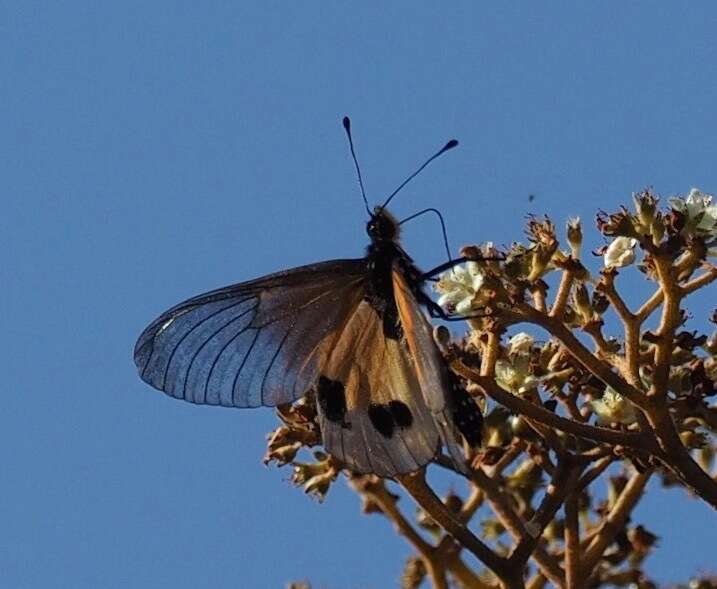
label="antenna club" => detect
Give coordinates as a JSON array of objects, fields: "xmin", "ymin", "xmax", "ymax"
[
  {"xmin": 342, "ymin": 116, "xmax": 351, "ymax": 131},
  {"xmin": 445, "ymin": 139, "xmax": 459, "ymax": 150}
]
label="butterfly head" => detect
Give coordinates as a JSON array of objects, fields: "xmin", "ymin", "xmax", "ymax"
[{"xmin": 367, "ymin": 207, "xmax": 400, "ymax": 243}]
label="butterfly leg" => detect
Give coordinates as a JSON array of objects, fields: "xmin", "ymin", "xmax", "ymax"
[{"xmin": 423, "ymin": 297, "xmax": 490, "ymax": 322}]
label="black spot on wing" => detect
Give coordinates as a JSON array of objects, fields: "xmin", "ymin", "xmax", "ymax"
[
  {"xmin": 368, "ymin": 403, "xmax": 395, "ymax": 438},
  {"xmin": 388, "ymin": 400, "xmax": 413, "ymax": 429},
  {"xmin": 317, "ymin": 376, "xmax": 350, "ymax": 427},
  {"xmin": 367, "ymin": 400, "xmax": 414, "ymax": 439}
]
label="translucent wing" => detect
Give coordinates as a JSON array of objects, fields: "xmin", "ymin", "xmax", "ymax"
[
  {"xmin": 316, "ymin": 300, "xmax": 441, "ymax": 477},
  {"xmin": 134, "ymin": 259, "xmax": 366, "ymax": 408},
  {"xmin": 392, "ymin": 267, "xmax": 471, "ymax": 473}
]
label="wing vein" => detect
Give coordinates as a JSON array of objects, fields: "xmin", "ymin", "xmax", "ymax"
[
  {"xmin": 162, "ymin": 297, "xmax": 254, "ymax": 390},
  {"xmin": 260, "ymin": 323, "xmax": 294, "ymax": 406},
  {"xmin": 230, "ymin": 329, "xmax": 262, "ymax": 406}
]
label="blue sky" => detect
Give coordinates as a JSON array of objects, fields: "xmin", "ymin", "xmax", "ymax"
[{"xmin": 2, "ymin": 2, "xmax": 717, "ymax": 587}]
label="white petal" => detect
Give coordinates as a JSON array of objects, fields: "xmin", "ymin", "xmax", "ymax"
[
  {"xmin": 455, "ymin": 298, "xmax": 474, "ymax": 316},
  {"xmin": 604, "ymin": 237, "xmax": 638, "ymax": 268},
  {"xmin": 509, "ymin": 332, "xmax": 534, "ymax": 355}
]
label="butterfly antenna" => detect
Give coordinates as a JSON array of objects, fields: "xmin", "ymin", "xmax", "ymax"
[
  {"xmin": 399, "ymin": 208, "xmax": 452, "ymax": 263},
  {"xmin": 342, "ymin": 116, "xmax": 371, "ymax": 216},
  {"xmin": 381, "ymin": 138, "xmax": 459, "ymax": 210}
]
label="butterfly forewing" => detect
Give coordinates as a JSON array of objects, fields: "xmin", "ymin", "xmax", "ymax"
[{"xmin": 134, "ymin": 259, "xmax": 366, "ymax": 407}]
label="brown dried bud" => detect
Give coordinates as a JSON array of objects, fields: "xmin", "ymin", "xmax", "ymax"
[
  {"xmin": 443, "ymin": 490, "xmax": 464, "ymax": 514},
  {"xmin": 675, "ymin": 330, "xmax": 708, "ymax": 351},
  {"xmin": 628, "ymin": 524, "xmax": 659, "ymax": 554},
  {"xmin": 596, "ymin": 207, "xmax": 639, "ymax": 238},
  {"xmin": 401, "ymin": 557, "xmax": 427, "ymax": 589},
  {"xmin": 592, "ymin": 290, "xmax": 610, "ymax": 314}
]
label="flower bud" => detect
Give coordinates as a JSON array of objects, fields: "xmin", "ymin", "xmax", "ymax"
[
  {"xmin": 633, "ymin": 190, "xmax": 658, "ymax": 229},
  {"xmin": 566, "ymin": 216, "xmax": 583, "ymax": 258},
  {"xmin": 573, "ymin": 283, "xmax": 593, "ymax": 323}
]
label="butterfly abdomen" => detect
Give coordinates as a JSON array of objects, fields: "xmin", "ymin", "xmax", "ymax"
[
  {"xmin": 364, "ymin": 243, "xmax": 407, "ymax": 341},
  {"xmin": 448, "ymin": 375, "xmax": 484, "ymax": 447}
]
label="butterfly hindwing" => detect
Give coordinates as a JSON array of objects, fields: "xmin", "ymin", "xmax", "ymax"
[
  {"xmin": 316, "ymin": 299, "xmax": 441, "ymax": 477},
  {"xmin": 392, "ymin": 266, "xmax": 469, "ymax": 473},
  {"xmin": 134, "ymin": 259, "xmax": 366, "ymax": 408}
]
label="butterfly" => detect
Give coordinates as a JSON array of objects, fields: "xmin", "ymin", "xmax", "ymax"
[{"xmin": 133, "ymin": 117, "xmax": 483, "ymax": 478}]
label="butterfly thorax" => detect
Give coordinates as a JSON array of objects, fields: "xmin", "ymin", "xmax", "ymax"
[{"xmin": 363, "ymin": 209, "xmax": 424, "ymax": 340}]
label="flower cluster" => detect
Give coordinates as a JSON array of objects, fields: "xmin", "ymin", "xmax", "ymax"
[
  {"xmin": 669, "ymin": 188, "xmax": 717, "ymax": 240},
  {"xmin": 495, "ymin": 332, "xmax": 540, "ymax": 396},
  {"xmin": 434, "ymin": 261, "xmax": 487, "ymax": 315},
  {"xmin": 590, "ymin": 387, "xmax": 637, "ymax": 426}
]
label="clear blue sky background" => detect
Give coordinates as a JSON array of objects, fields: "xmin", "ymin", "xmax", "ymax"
[{"xmin": 2, "ymin": 3, "xmax": 717, "ymax": 587}]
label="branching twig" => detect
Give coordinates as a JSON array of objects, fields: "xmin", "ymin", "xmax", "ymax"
[
  {"xmin": 451, "ymin": 360, "xmax": 654, "ymax": 452},
  {"xmin": 564, "ymin": 492, "xmax": 581, "ymax": 589},
  {"xmin": 398, "ymin": 470, "xmax": 512, "ymax": 581},
  {"xmin": 508, "ymin": 455, "xmax": 582, "ymax": 568},
  {"xmin": 581, "ymin": 469, "xmax": 652, "ymax": 571}
]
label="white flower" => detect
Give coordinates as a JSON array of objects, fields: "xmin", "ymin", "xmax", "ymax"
[
  {"xmin": 604, "ymin": 237, "xmax": 638, "ymax": 268},
  {"xmin": 495, "ymin": 358, "xmax": 539, "ymax": 396},
  {"xmin": 508, "ymin": 332, "xmax": 534, "ymax": 356},
  {"xmin": 590, "ymin": 387, "xmax": 637, "ymax": 425},
  {"xmin": 669, "ymin": 188, "xmax": 717, "ymax": 238},
  {"xmin": 435, "ymin": 262, "xmax": 485, "ymax": 315}
]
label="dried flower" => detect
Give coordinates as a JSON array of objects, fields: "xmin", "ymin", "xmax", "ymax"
[
  {"xmin": 590, "ymin": 387, "xmax": 637, "ymax": 425},
  {"xmin": 596, "ymin": 208, "xmax": 639, "ymax": 238},
  {"xmin": 604, "ymin": 237, "xmax": 638, "ymax": 268},
  {"xmin": 291, "ymin": 452, "xmax": 339, "ymax": 501},
  {"xmin": 435, "ymin": 262, "xmax": 486, "ymax": 315}
]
